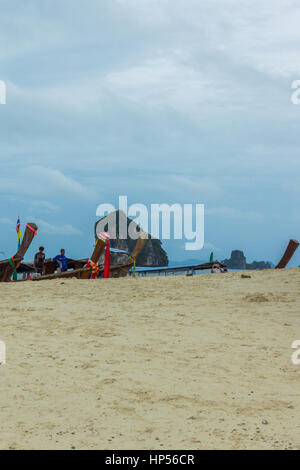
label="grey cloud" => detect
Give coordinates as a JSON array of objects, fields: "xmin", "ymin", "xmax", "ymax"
[{"xmin": 0, "ymin": 0, "xmax": 299, "ymax": 264}]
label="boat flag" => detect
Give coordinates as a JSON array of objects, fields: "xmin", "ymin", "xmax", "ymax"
[
  {"xmin": 209, "ymin": 252, "xmax": 213, "ymax": 263},
  {"xmin": 16, "ymin": 217, "xmax": 22, "ymax": 249}
]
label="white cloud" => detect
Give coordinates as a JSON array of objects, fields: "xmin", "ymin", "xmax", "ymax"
[
  {"xmin": 106, "ymin": 58, "xmax": 225, "ymax": 112},
  {"xmin": 115, "ymin": 0, "xmax": 300, "ymax": 79},
  {"xmin": 0, "ymin": 0, "xmax": 300, "ymax": 265},
  {"xmin": 24, "ymin": 166, "xmax": 93, "ymax": 200},
  {"xmin": 0, "ymin": 166, "xmax": 95, "ymax": 201},
  {"xmin": 29, "ymin": 218, "xmax": 82, "ymax": 236},
  {"xmin": 6, "ymin": 0, "xmax": 300, "ymax": 122},
  {"xmin": 29, "ymin": 200, "xmax": 59, "ymax": 213}
]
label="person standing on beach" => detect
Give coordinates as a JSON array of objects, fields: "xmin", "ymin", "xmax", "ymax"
[
  {"xmin": 53, "ymin": 249, "xmax": 73, "ymax": 272},
  {"xmin": 34, "ymin": 246, "xmax": 46, "ymax": 275}
]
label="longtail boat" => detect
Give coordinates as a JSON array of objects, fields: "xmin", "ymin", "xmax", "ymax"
[
  {"xmin": 31, "ymin": 232, "xmax": 148, "ymax": 281},
  {"xmin": 31, "ymin": 235, "xmax": 107, "ymax": 281},
  {"xmin": 0, "ymin": 223, "xmax": 38, "ymax": 282}
]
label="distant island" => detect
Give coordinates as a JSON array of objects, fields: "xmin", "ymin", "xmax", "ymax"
[
  {"xmin": 221, "ymin": 250, "xmax": 274, "ymax": 270},
  {"xmin": 170, "ymin": 250, "xmax": 274, "ymax": 270}
]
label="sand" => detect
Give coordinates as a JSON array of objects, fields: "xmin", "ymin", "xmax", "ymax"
[{"xmin": 0, "ymin": 268, "xmax": 300, "ymax": 450}]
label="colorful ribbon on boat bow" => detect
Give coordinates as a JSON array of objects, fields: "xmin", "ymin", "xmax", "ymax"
[
  {"xmin": 86, "ymin": 259, "xmax": 100, "ymax": 279},
  {"xmin": 129, "ymin": 256, "xmax": 136, "ymax": 278},
  {"xmin": 8, "ymin": 256, "xmax": 18, "ymax": 282},
  {"xmin": 26, "ymin": 224, "xmax": 37, "ymax": 236}
]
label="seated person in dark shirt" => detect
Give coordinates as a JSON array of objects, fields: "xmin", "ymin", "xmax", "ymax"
[
  {"xmin": 34, "ymin": 246, "xmax": 46, "ymax": 275},
  {"xmin": 53, "ymin": 249, "xmax": 73, "ymax": 272}
]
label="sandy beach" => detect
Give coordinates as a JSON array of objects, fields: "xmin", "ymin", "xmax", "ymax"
[{"xmin": 0, "ymin": 268, "xmax": 299, "ymax": 450}]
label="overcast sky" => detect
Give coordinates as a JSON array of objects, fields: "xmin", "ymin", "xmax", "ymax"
[{"xmin": 1, "ymin": 0, "xmax": 300, "ymax": 265}]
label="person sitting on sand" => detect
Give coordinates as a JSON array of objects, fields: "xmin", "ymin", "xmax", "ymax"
[
  {"xmin": 211, "ymin": 263, "xmax": 223, "ymax": 273},
  {"xmin": 53, "ymin": 249, "xmax": 73, "ymax": 273},
  {"xmin": 34, "ymin": 246, "xmax": 45, "ymax": 275}
]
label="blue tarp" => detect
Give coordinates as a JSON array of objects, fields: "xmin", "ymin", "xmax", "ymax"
[{"xmin": 107, "ymin": 247, "xmax": 129, "ymax": 254}]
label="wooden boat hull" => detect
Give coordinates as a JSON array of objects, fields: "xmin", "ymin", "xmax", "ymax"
[
  {"xmin": 0, "ymin": 223, "xmax": 38, "ymax": 282},
  {"xmin": 275, "ymin": 239, "xmax": 299, "ymax": 269},
  {"xmin": 30, "ymin": 235, "xmax": 146, "ymax": 281},
  {"xmin": 31, "ymin": 238, "xmax": 107, "ymax": 281},
  {"xmin": 31, "ymin": 261, "xmax": 134, "ymax": 281},
  {"xmin": 32, "ymin": 267, "xmax": 88, "ymax": 281},
  {"xmin": 43, "ymin": 258, "xmax": 87, "ymax": 275}
]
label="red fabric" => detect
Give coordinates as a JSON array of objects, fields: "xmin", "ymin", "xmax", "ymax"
[{"xmin": 104, "ymin": 239, "xmax": 110, "ymax": 278}]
